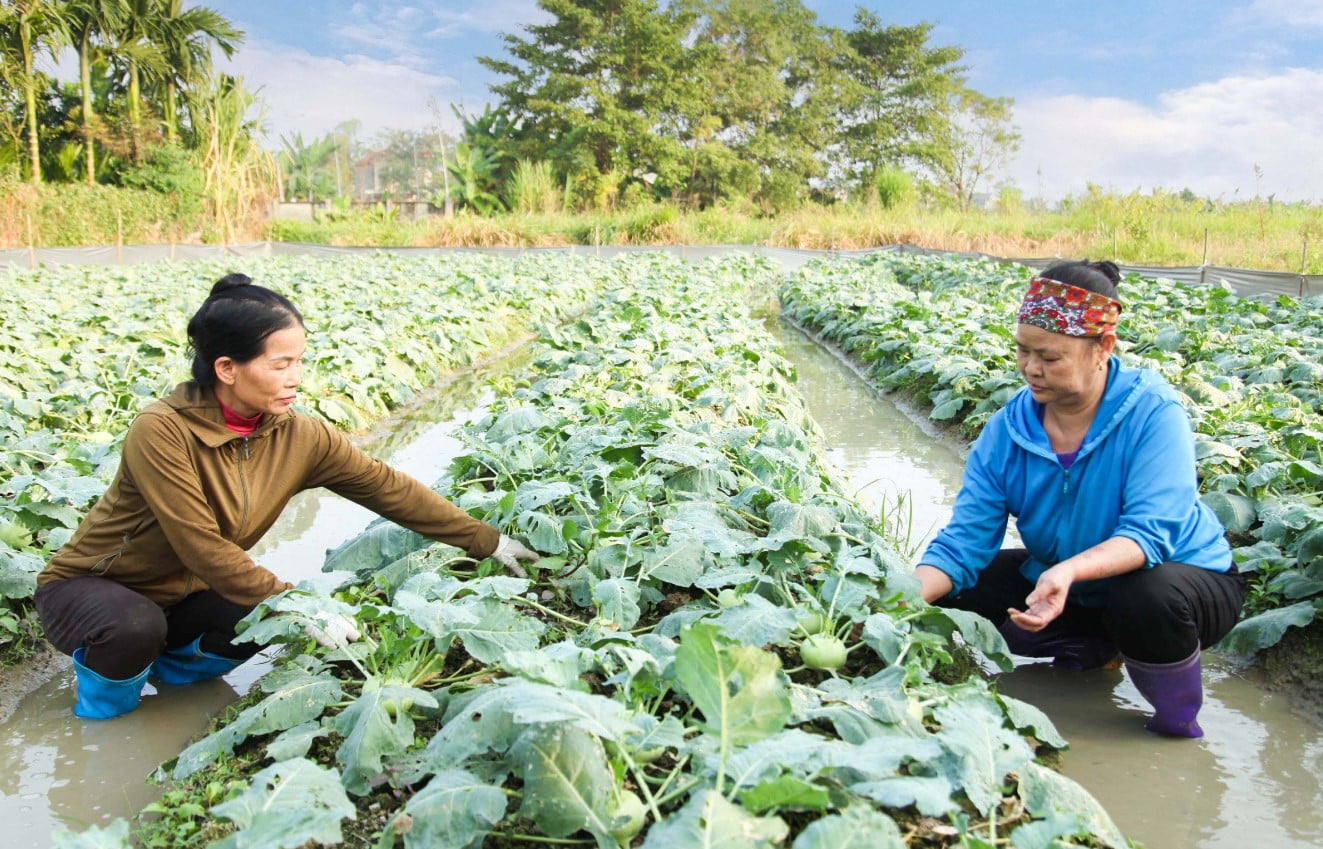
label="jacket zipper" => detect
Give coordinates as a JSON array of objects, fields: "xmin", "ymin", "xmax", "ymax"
[{"xmin": 237, "ymin": 437, "xmax": 251, "ymax": 539}]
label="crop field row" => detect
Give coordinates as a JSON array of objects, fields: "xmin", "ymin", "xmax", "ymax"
[
  {"xmin": 63, "ymin": 253, "xmax": 1125, "ymax": 848},
  {"xmin": 779, "ymin": 252, "xmax": 1323, "ymax": 652},
  {"xmin": 0, "ymin": 253, "xmax": 611, "ymax": 654}
]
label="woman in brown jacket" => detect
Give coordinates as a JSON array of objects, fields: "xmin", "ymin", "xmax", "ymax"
[{"xmin": 35, "ymin": 274, "xmax": 539, "ymax": 719}]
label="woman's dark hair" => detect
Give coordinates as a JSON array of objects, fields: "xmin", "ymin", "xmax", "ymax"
[
  {"xmin": 1039, "ymin": 259, "xmax": 1122, "ymax": 301},
  {"xmin": 187, "ymin": 273, "xmax": 304, "ymax": 388}
]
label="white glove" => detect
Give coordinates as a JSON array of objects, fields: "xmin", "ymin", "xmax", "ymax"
[
  {"xmin": 305, "ymin": 611, "xmax": 361, "ymax": 649},
  {"xmin": 491, "ymin": 534, "xmax": 539, "ymax": 578}
]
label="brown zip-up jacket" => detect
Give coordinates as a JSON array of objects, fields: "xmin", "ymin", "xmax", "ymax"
[{"xmin": 38, "ymin": 382, "xmax": 500, "ymax": 607}]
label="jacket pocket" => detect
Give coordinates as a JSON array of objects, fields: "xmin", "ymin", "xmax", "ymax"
[
  {"xmin": 89, "ymin": 548, "xmax": 122, "ymax": 575},
  {"xmin": 89, "ymin": 529, "xmax": 135, "ymax": 575}
]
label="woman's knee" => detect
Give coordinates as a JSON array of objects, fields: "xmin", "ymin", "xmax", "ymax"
[{"xmin": 1105, "ymin": 568, "xmax": 1191, "ymax": 627}]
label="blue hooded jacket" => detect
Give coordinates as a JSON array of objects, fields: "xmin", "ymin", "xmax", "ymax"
[{"xmin": 921, "ymin": 356, "xmax": 1231, "ymax": 604}]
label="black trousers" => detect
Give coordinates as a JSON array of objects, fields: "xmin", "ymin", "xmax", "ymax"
[
  {"xmin": 35, "ymin": 576, "xmax": 261, "ymax": 680},
  {"xmin": 939, "ymin": 549, "xmax": 1246, "ymax": 664}
]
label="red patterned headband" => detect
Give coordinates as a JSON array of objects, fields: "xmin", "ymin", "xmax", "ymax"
[{"xmin": 1017, "ymin": 277, "xmax": 1122, "ymax": 337}]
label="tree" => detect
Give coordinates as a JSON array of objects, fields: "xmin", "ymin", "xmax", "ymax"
[
  {"xmin": 279, "ymin": 131, "xmax": 338, "ymax": 202},
  {"xmin": 927, "ymin": 90, "xmax": 1020, "ymax": 211},
  {"xmin": 479, "ymin": 0, "xmax": 697, "ymax": 209},
  {"xmin": 108, "ymin": 0, "xmax": 168, "ymax": 161},
  {"xmin": 371, "ymin": 128, "xmax": 446, "ymax": 200},
  {"xmin": 837, "ymin": 9, "xmax": 969, "ymax": 188},
  {"xmin": 677, "ymin": 0, "xmax": 844, "ymax": 210},
  {"xmin": 0, "ymin": 0, "xmax": 69, "ymax": 183},
  {"xmin": 64, "ymin": 0, "xmax": 126, "ymax": 184},
  {"xmin": 152, "ymin": 0, "xmax": 242, "ymax": 144},
  {"xmin": 447, "ymin": 142, "xmax": 504, "ymax": 213}
]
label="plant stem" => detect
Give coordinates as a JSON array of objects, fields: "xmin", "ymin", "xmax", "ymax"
[{"xmin": 511, "ymin": 596, "xmax": 585, "ymax": 626}]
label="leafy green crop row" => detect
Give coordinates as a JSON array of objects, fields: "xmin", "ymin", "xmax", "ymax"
[
  {"xmin": 779, "ymin": 252, "xmax": 1323, "ymax": 653},
  {"xmin": 0, "ymin": 253, "xmax": 609, "ymax": 656},
  {"xmin": 75, "ymin": 254, "xmax": 1127, "ymax": 849}
]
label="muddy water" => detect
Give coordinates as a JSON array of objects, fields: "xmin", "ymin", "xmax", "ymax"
[
  {"xmin": 772, "ymin": 318, "xmax": 1323, "ymax": 849},
  {"xmin": 1, "ymin": 354, "xmax": 527, "ymax": 847}
]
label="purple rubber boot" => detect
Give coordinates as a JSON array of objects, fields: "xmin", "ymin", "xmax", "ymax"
[
  {"xmin": 998, "ymin": 621, "xmax": 1120, "ymax": 670},
  {"xmin": 1124, "ymin": 649, "xmax": 1204, "ymax": 738}
]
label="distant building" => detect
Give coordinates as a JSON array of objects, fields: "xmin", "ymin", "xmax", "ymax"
[{"xmin": 353, "ymin": 152, "xmax": 387, "ymax": 200}]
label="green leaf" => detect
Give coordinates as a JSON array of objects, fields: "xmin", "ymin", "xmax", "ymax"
[
  {"xmin": 674, "ymin": 623, "xmax": 792, "ymax": 748},
  {"xmin": 849, "ymin": 775, "xmax": 955, "ymax": 816},
  {"xmin": 501, "ymin": 640, "xmax": 593, "ymax": 690},
  {"xmin": 51, "ymin": 819, "xmax": 132, "ymax": 849},
  {"xmin": 1267, "ymin": 571, "xmax": 1323, "ymax": 600},
  {"xmin": 1215, "ymin": 601, "xmax": 1319, "ymax": 654},
  {"xmin": 1010, "ymin": 812, "xmax": 1101, "ymax": 849},
  {"xmin": 265, "ymin": 722, "xmax": 329, "ymax": 763},
  {"xmin": 739, "ymin": 775, "xmax": 831, "ymax": 814},
  {"xmin": 396, "ymin": 769, "xmax": 508, "ymax": 849},
  {"xmin": 638, "ymin": 536, "xmax": 708, "ymax": 586},
  {"xmin": 640, "ymin": 789, "xmax": 788, "ymax": 849},
  {"xmin": 322, "ymin": 519, "xmax": 429, "ymax": 576},
  {"xmin": 921, "ymin": 608, "xmax": 1013, "ymax": 672},
  {"xmin": 507, "ymin": 682, "xmax": 639, "ymax": 743},
  {"xmin": 707, "ymin": 594, "xmax": 798, "ymax": 646},
  {"xmin": 172, "ymin": 670, "xmax": 344, "ymax": 780},
  {"xmin": 789, "ymin": 806, "xmax": 904, "ymax": 849},
  {"xmin": 209, "ymin": 758, "xmax": 356, "ymax": 849},
  {"xmin": 1201, "ymin": 491, "xmax": 1257, "ymax": 534},
  {"xmin": 1016, "ymin": 761, "xmax": 1128, "ymax": 849},
  {"xmin": 512, "ymin": 725, "xmax": 616, "ymax": 843},
  {"xmin": 932, "ymin": 693, "xmax": 1035, "ymax": 816},
  {"xmin": 929, "ymin": 397, "xmax": 965, "ymax": 420},
  {"xmin": 335, "ymin": 681, "xmax": 438, "ymax": 795},
  {"xmin": 441, "ymin": 597, "xmax": 546, "ymax": 664},
  {"xmin": 594, "ymin": 577, "xmax": 642, "ymax": 629},
  {"xmin": 996, "ymin": 694, "xmax": 1068, "ymax": 749}
]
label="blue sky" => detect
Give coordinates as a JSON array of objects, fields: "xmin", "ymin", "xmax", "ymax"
[{"xmin": 206, "ymin": 0, "xmax": 1323, "ymax": 202}]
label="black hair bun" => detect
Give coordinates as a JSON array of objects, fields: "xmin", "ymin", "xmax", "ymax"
[
  {"xmin": 210, "ymin": 273, "xmax": 253, "ymax": 296},
  {"xmin": 1089, "ymin": 260, "xmax": 1122, "ymax": 286}
]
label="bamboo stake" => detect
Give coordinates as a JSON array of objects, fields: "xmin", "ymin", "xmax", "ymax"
[{"xmin": 25, "ymin": 212, "xmax": 35, "ymax": 269}]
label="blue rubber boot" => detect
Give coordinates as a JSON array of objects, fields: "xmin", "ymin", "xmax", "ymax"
[
  {"xmin": 72, "ymin": 648, "xmax": 150, "ymax": 720},
  {"xmin": 998, "ymin": 620, "xmax": 1120, "ymax": 670},
  {"xmin": 151, "ymin": 635, "xmax": 246, "ymax": 685},
  {"xmin": 1124, "ymin": 649, "xmax": 1204, "ymax": 738}
]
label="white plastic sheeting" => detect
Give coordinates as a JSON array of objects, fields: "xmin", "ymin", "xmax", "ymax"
[{"xmin": 2, "ymin": 240, "xmax": 1319, "ymax": 299}]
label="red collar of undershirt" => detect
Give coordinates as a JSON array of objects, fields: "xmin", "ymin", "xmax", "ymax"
[{"xmin": 217, "ymin": 396, "xmax": 263, "ymax": 436}]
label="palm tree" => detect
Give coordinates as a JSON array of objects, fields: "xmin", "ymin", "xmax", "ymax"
[
  {"xmin": 152, "ymin": 0, "xmax": 241, "ymax": 144},
  {"xmin": 64, "ymin": 0, "xmax": 127, "ymax": 184},
  {"xmin": 110, "ymin": 0, "xmax": 167, "ymax": 161},
  {"xmin": 279, "ymin": 131, "xmax": 338, "ymax": 203},
  {"xmin": 0, "ymin": 1, "xmax": 69, "ymax": 183}
]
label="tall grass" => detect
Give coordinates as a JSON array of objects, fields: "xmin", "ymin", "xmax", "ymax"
[{"xmin": 8, "ymin": 183, "xmax": 1323, "ymax": 273}]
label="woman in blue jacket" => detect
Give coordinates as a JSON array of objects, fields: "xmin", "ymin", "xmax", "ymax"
[{"xmin": 915, "ymin": 260, "xmax": 1244, "ymax": 738}]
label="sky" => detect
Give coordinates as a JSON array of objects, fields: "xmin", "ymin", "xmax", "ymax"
[{"xmin": 202, "ymin": 0, "xmax": 1323, "ymax": 203}]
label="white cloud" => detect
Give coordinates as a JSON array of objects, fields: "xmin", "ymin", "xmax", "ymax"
[
  {"xmin": 1008, "ymin": 67, "xmax": 1323, "ymax": 202},
  {"xmin": 1247, "ymin": 0, "xmax": 1323, "ymax": 28},
  {"xmin": 219, "ymin": 42, "xmax": 472, "ymax": 141}
]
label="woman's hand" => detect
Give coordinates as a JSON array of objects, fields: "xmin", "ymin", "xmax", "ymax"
[
  {"xmin": 492, "ymin": 535, "xmax": 540, "ymax": 578},
  {"xmin": 1008, "ymin": 562, "xmax": 1076, "ymax": 631},
  {"xmin": 306, "ymin": 611, "xmax": 361, "ymax": 648}
]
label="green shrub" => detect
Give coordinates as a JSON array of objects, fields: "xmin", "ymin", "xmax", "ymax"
[{"xmin": 874, "ymin": 166, "xmax": 914, "ymax": 210}]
